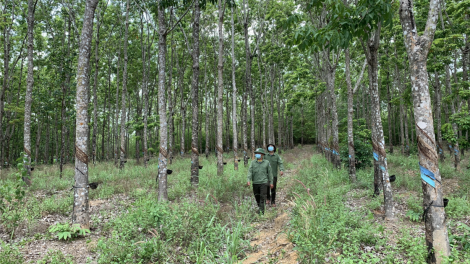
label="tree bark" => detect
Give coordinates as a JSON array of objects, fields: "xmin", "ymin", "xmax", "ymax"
[
  {"xmin": 157, "ymin": 0, "xmax": 169, "ymax": 201},
  {"xmin": 119, "ymin": 0, "xmax": 130, "ymax": 170},
  {"xmin": 345, "ymin": 49, "xmax": 366, "ymax": 182},
  {"xmin": 277, "ymin": 79, "xmax": 283, "ymax": 153},
  {"xmin": 386, "ymin": 65, "xmax": 393, "ymax": 154},
  {"xmin": 35, "ymin": 114, "xmax": 41, "ymax": 165},
  {"xmin": 92, "ymin": 9, "xmax": 101, "ymax": 166},
  {"xmin": 114, "ymin": 29, "xmax": 121, "ymax": 167},
  {"xmin": 190, "ymin": 0, "xmax": 200, "ymax": 184},
  {"xmin": 140, "ymin": 15, "xmax": 150, "ymax": 168},
  {"xmin": 231, "ymin": 5, "xmax": 238, "ymax": 170},
  {"xmin": 399, "ymin": 0, "xmax": 451, "ymax": 262},
  {"xmin": 269, "ymin": 66, "xmax": 276, "ymax": 144},
  {"xmin": 72, "ymin": 0, "xmax": 99, "ymax": 229},
  {"xmin": 444, "ymin": 65, "xmax": 460, "ymax": 170},
  {"xmin": 23, "ymin": 0, "xmax": 36, "ymax": 185},
  {"xmin": 216, "ymin": 0, "xmax": 225, "ymax": 176},
  {"xmin": 61, "ymin": 18, "xmax": 72, "ymax": 176},
  {"xmin": 1, "ymin": 6, "xmax": 14, "ymax": 171},
  {"xmin": 433, "ymin": 70, "xmax": 445, "ymax": 161},
  {"xmin": 363, "ymin": 25, "xmax": 394, "ymax": 219},
  {"xmin": 168, "ymin": 32, "xmax": 175, "ymax": 164},
  {"xmin": 326, "ymin": 49, "xmax": 340, "ymax": 168}
]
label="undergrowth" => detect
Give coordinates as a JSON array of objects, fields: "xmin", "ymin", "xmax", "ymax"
[{"xmin": 289, "ymin": 148, "xmax": 470, "ymax": 263}]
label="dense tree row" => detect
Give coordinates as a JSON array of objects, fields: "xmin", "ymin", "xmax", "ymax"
[{"xmin": 1, "ymin": 0, "xmax": 468, "ymax": 263}]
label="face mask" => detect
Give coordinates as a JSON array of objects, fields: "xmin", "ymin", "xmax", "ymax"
[
  {"xmin": 268, "ymin": 146, "xmax": 274, "ymax": 152},
  {"xmin": 255, "ymin": 154, "xmax": 262, "ymax": 159}
]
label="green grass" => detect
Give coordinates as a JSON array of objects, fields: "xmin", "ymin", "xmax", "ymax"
[
  {"xmin": 2, "ymin": 147, "xmax": 470, "ymax": 263},
  {"xmin": 0, "ymin": 152, "xmax": 283, "ymax": 263},
  {"xmin": 288, "ymin": 148, "xmax": 470, "ymax": 263}
]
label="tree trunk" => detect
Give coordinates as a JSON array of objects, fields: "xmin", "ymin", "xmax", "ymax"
[
  {"xmin": 363, "ymin": 25, "xmax": 394, "ymax": 219},
  {"xmin": 262, "ymin": 68, "xmax": 267, "ymax": 149},
  {"xmin": 190, "ymin": 0, "xmax": 200, "ymax": 184},
  {"xmin": 326, "ymin": 50, "xmax": 340, "ymax": 168},
  {"xmin": 92, "ymin": 9, "xmax": 101, "ymax": 166},
  {"xmin": 168, "ymin": 33, "xmax": 175, "ymax": 164},
  {"xmin": 269, "ymin": 66, "xmax": 276, "ymax": 144},
  {"xmin": 23, "ymin": 0, "xmax": 36, "ymax": 185},
  {"xmin": 226, "ymin": 89, "xmax": 230, "ymax": 151},
  {"xmin": 1, "ymin": 7, "xmax": 14, "ymax": 171},
  {"xmin": 398, "ymin": 64, "xmax": 405, "ymax": 155},
  {"xmin": 35, "ymin": 115, "xmax": 41, "ymax": 165},
  {"xmin": 114, "ymin": 32, "xmax": 121, "ymax": 167},
  {"xmin": 61, "ymin": 18, "xmax": 72, "ymax": 175},
  {"xmin": 386, "ymin": 67, "xmax": 393, "ymax": 154},
  {"xmin": 72, "ymin": 0, "xmax": 99, "ymax": 230},
  {"xmin": 444, "ymin": 65, "xmax": 460, "ymax": 170},
  {"xmin": 216, "ymin": 0, "xmax": 225, "ymax": 176},
  {"xmin": 119, "ymin": 0, "xmax": 130, "ymax": 170},
  {"xmin": 290, "ymin": 115, "xmax": 294, "ymax": 148},
  {"xmin": 345, "ymin": 49, "xmax": 356, "ymax": 182},
  {"xmin": 204, "ymin": 82, "xmax": 210, "ymax": 158},
  {"xmin": 399, "ymin": 0, "xmax": 451, "ymax": 262},
  {"xmin": 102, "ymin": 85, "xmax": 108, "ymax": 161},
  {"xmin": 432, "ymin": 69, "xmax": 445, "ymax": 161},
  {"xmin": 301, "ymin": 104, "xmax": 304, "ymax": 146},
  {"xmin": 231, "ymin": 6, "xmax": 239, "ymax": 170},
  {"xmin": 157, "ymin": 0, "xmax": 168, "ymax": 201},
  {"xmin": 277, "ymin": 80, "xmax": 283, "ymax": 153},
  {"xmin": 140, "ymin": 15, "xmax": 149, "ymax": 168}
]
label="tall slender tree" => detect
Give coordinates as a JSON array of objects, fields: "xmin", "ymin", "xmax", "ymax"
[
  {"xmin": 345, "ymin": 49, "xmax": 366, "ymax": 182},
  {"xmin": 399, "ymin": 0, "xmax": 450, "ymax": 261},
  {"xmin": 72, "ymin": 0, "xmax": 99, "ymax": 229},
  {"xmin": 119, "ymin": 0, "xmax": 130, "ymax": 170},
  {"xmin": 23, "ymin": 0, "xmax": 37, "ymax": 185},
  {"xmin": 216, "ymin": 0, "xmax": 226, "ymax": 176},
  {"xmin": 190, "ymin": 0, "xmax": 201, "ymax": 184},
  {"xmin": 157, "ymin": 0, "xmax": 169, "ymax": 201},
  {"xmin": 231, "ymin": 5, "xmax": 238, "ymax": 170}
]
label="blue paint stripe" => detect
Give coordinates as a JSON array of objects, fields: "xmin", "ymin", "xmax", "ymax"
[
  {"xmin": 379, "ymin": 165, "xmax": 386, "ymax": 171},
  {"xmin": 373, "ymin": 152, "xmax": 379, "ymax": 161},
  {"xmin": 421, "ymin": 174, "xmax": 436, "ymax": 188},
  {"xmin": 419, "ymin": 164, "xmax": 436, "ymax": 180},
  {"xmin": 419, "ymin": 163, "xmax": 437, "ymax": 188}
]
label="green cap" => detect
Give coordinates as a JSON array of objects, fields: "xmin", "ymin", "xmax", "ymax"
[{"xmin": 254, "ymin": 148, "xmax": 267, "ymax": 155}]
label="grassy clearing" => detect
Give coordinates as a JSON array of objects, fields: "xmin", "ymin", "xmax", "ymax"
[
  {"xmin": 289, "ymin": 148, "xmax": 470, "ymax": 263},
  {"xmin": 0, "ymin": 151, "xmax": 296, "ymax": 263},
  {"xmin": 1, "ymin": 146, "xmax": 470, "ymax": 263}
]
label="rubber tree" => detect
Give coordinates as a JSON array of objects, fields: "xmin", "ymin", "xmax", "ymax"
[
  {"xmin": 72, "ymin": 0, "xmax": 99, "ymax": 229},
  {"xmin": 119, "ymin": 0, "xmax": 130, "ymax": 170},
  {"xmin": 190, "ymin": 0, "xmax": 201, "ymax": 184},
  {"xmin": 157, "ymin": 0, "xmax": 169, "ymax": 201},
  {"xmin": 362, "ymin": 24, "xmax": 394, "ymax": 219},
  {"xmin": 230, "ymin": 5, "xmax": 238, "ymax": 171},
  {"xmin": 23, "ymin": 0, "xmax": 37, "ymax": 186},
  {"xmin": 399, "ymin": 0, "xmax": 450, "ymax": 262},
  {"xmin": 289, "ymin": 0, "xmax": 394, "ymax": 217},
  {"xmin": 216, "ymin": 0, "xmax": 226, "ymax": 176},
  {"xmin": 345, "ymin": 49, "xmax": 367, "ymax": 183}
]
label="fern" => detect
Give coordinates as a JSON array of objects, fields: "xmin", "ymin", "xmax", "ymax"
[{"xmin": 49, "ymin": 223, "xmax": 90, "ymax": 241}]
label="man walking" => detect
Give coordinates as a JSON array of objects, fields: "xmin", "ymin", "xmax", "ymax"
[
  {"xmin": 265, "ymin": 143, "xmax": 284, "ymax": 207},
  {"xmin": 247, "ymin": 148, "xmax": 273, "ymax": 214}
]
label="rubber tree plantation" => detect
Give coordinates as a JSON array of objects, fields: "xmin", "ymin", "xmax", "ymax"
[{"xmin": 1, "ymin": 0, "xmax": 470, "ymax": 263}]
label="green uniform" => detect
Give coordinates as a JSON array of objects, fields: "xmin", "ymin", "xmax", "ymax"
[
  {"xmin": 264, "ymin": 153, "xmax": 284, "ymax": 177},
  {"xmin": 247, "ymin": 159, "xmax": 273, "ymax": 185}
]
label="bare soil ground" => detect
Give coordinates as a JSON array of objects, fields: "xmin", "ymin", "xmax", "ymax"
[
  {"xmin": 2, "ymin": 146, "xmax": 314, "ymax": 264},
  {"xmin": 7, "ymin": 194, "xmax": 136, "ymax": 263},
  {"xmin": 242, "ymin": 146, "xmax": 314, "ymax": 264}
]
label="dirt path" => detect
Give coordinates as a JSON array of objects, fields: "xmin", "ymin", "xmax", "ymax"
[{"xmin": 242, "ymin": 146, "xmax": 313, "ymax": 264}]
